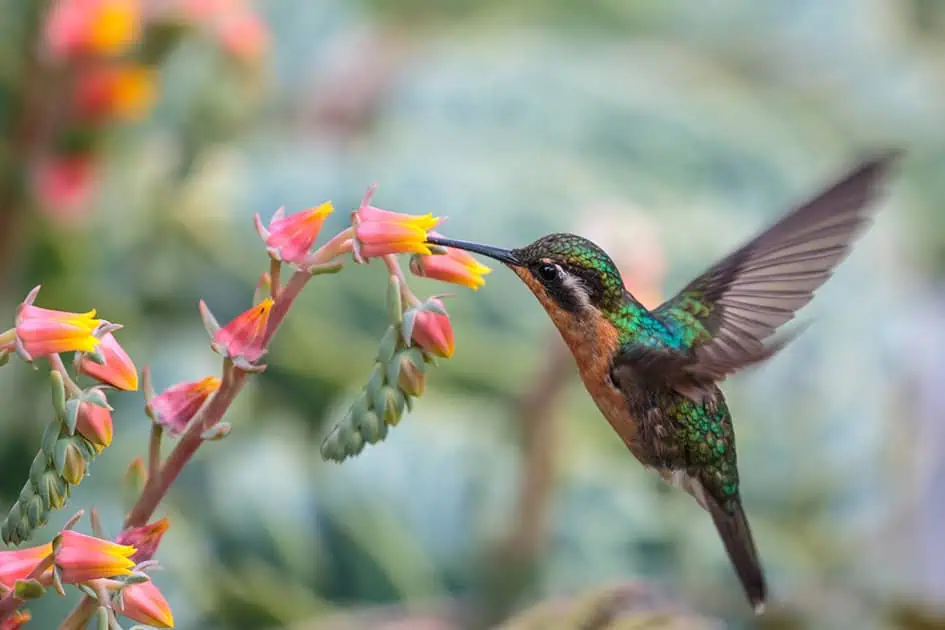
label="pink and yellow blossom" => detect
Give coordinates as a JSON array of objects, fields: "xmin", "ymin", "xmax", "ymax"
[
  {"xmin": 54, "ymin": 530, "xmax": 136, "ymax": 584},
  {"xmin": 116, "ymin": 579, "xmax": 175, "ymax": 628},
  {"xmin": 15, "ymin": 302, "xmax": 101, "ymax": 359},
  {"xmin": 79, "ymin": 332, "xmax": 138, "ymax": 391},
  {"xmin": 74, "ymin": 64, "xmax": 157, "ymax": 121},
  {"xmin": 410, "ymin": 240, "xmax": 492, "ymax": 290},
  {"xmin": 116, "ymin": 517, "xmax": 170, "ymax": 563},
  {"xmin": 147, "ymin": 377, "xmax": 221, "ymax": 435},
  {"xmin": 0, "ymin": 544, "xmax": 53, "ymax": 593},
  {"xmin": 411, "ymin": 301, "xmax": 454, "ymax": 359},
  {"xmin": 211, "ymin": 298, "xmax": 273, "ymax": 363},
  {"xmin": 354, "ymin": 189, "xmax": 440, "ymax": 259},
  {"xmin": 259, "ymin": 203, "xmax": 333, "ymax": 264}
]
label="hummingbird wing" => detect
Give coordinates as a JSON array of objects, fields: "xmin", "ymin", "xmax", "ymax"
[{"xmin": 620, "ymin": 153, "xmax": 896, "ymax": 397}]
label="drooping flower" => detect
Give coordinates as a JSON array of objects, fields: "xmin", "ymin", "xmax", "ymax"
[
  {"xmin": 79, "ymin": 332, "xmax": 138, "ymax": 391},
  {"xmin": 44, "ymin": 0, "xmax": 141, "ymax": 60},
  {"xmin": 116, "ymin": 579, "xmax": 174, "ymax": 628},
  {"xmin": 0, "ymin": 610, "xmax": 32, "ymax": 630},
  {"xmin": 0, "ymin": 544, "xmax": 53, "ymax": 592},
  {"xmin": 15, "ymin": 299, "xmax": 102, "ymax": 360},
  {"xmin": 211, "ymin": 298, "xmax": 273, "ymax": 363},
  {"xmin": 409, "ymin": 237, "xmax": 492, "ymax": 290},
  {"xmin": 146, "ymin": 376, "xmax": 220, "ymax": 436},
  {"xmin": 75, "ymin": 401, "xmax": 114, "ymax": 449},
  {"xmin": 54, "ymin": 530, "xmax": 136, "ymax": 584},
  {"xmin": 116, "ymin": 517, "xmax": 169, "ymax": 563},
  {"xmin": 257, "ymin": 203, "xmax": 333, "ymax": 264},
  {"xmin": 353, "ymin": 187, "xmax": 440, "ymax": 259},
  {"xmin": 73, "ymin": 64, "xmax": 157, "ymax": 121},
  {"xmin": 411, "ymin": 301, "xmax": 454, "ymax": 359}
]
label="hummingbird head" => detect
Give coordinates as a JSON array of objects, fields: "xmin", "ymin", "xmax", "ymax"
[{"xmin": 426, "ymin": 232, "xmax": 627, "ymax": 317}]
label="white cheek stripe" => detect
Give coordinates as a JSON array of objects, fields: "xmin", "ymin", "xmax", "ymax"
[{"xmin": 560, "ymin": 271, "xmax": 592, "ymax": 310}]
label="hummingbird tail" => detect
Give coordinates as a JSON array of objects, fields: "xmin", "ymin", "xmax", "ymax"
[{"xmin": 706, "ymin": 496, "xmax": 768, "ymax": 615}]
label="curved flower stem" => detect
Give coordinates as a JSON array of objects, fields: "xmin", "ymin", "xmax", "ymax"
[
  {"xmin": 383, "ymin": 255, "xmax": 421, "ymax": 307},
  {"xmin": 269, "ymin": 257, "xmax": 282, "ymax": 300},
  {"xmin": 48, "ymin": 353, "xmax": 81, "ymax": 397},
  {"xmin": 58, "ymin": 593, "xmax": 97, "ymax": 630}
]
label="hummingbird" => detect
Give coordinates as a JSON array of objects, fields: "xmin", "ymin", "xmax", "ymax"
[{"xmin": 426, "ymin": 153, "xmax": 897, "ymax": 614}]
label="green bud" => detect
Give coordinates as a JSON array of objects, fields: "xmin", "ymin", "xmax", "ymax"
[
  {"xmin": 345, "ymin": 427, "xmax": 365, "ymax": 455},
  {"xmin": 82, "ymin": 387, "xmax": 110, "ymax": 409},
  {"xmin": 125, "ymin": 572, "xmax": 152, "ymax": 586},
  {"xmin": 420, "ymin": 298, "xmax": 448, "ymax": 316},
  {"xmin": 394, "ymin": 348, "xmax": 426, "ymax": 397},
  {"xmin": 320, "ymin": 427, "xmax": 345, "ymax": 461},
  {"xmin": 365, "ymin": 363, "xmax": 385, "ymax": 402},
  {"xmin": 54, "ymin": 437, "xmax": 87, "ymax": 485},
  {"xmin": 14, "ymin": 578, "xmax": 46, "ymax": 600},
  {"xmin": 0, "ymin": 348, "xmax": 10, "ymax": 366},
  {"xmin": 376, "ymin": 326, "xmax": 400, "ymax": 365},
  {"xmin": 25, "ymin": 495, "xmax": 44, "ymax": 529},
  {"xmin": 401, "ymin": 309, "xmax": 418, "ymax": 346},
  {"xmin": 123, "ymin": 457, "xmax": 146, "ymax": 514},
  {"xmin": 50, "ymin": 370, "xmax": 66, "ymax": 422},
  {"xmin": 387, "ymin": 275, "xmax": 403, "ymax": 325},
  {"xmin": 357, "ymin": 410, "xmax": 387, "ymax": 444},
  {"xmin": 39, "ymin": 471, "xmax": 70, "ymax": 510},
  {"xmin": 373, "ymin": 386, "xmax": 405, "ymax": 426},
  {"xmin": 63, "ymin": 399, "xmax": 80, "ymax": 435},
  {"xmin": 29, "ymin": 452, "xmax": 48, "ymax": 487},
  {"xmin": 41, "ymin": 419, "xmax": 61, "ymax": 460}
]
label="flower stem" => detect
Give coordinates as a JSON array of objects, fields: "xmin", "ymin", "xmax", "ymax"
[
  {"xmin": 383, "ymin": 255, "xmax": 421, "ymax": 307},
  {"xmin": 48, "ymin": 353, "xmax": 81, "ymax": 397},
  {"xmin": 58, "ymin": 592, "xmax": 98, "ymax": 630},
  {"xmin": 147, "ymin": 423, "xmax": 163, "ymax": 481},
  {"xmin": 269, "ymin": 257, "xmax": 282, "ymax": 300},
  {"xmin": 0, "ymin": 327, "xmax": 15, "ymax": 350}
]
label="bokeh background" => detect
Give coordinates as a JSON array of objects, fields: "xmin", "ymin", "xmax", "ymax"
[{"xmin": 2, "ymin": 1, "xmax": 945, "ymax": 628}]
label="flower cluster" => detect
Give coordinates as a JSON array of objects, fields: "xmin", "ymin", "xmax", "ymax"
[
  {"xmin": 32, "ymin": 0, "xmax": 269, "ymax": 221},
  {"xmin": 0, "ymin": 184, "xmax": 495, "ymax": 628},
  {"xmin": 0, "ymin": 287, "xmax": 135, "ymax": 546},
  {"xmin": 320, "ymin": 187, "xmax": 491, "ymax": 460}
]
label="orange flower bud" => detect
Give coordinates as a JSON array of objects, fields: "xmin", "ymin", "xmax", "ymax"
[
  {"xmin": 211, "ymin": 299, "xmax": 273, "ymax": 364},
  {"xmin": 75, "ymin": 401, "xmax": 113, "ymax": 449},
  {"xmin": 116, "ymin": 517, "xmax": 169, "ymax": 563},
  {"xmin": 257, "ymin": 203, "xmax": 333, "ymax": 264},
  {"xmin": 410, "ymin": 301, "xmax": 454, "ymax": 359},
  {"xmin": 116, "ymin": 579, "xmax": 174, "ymax": 628},
  {"xmin": 146, "ymin": 377, "xmax": 220, "ymax": 436}
]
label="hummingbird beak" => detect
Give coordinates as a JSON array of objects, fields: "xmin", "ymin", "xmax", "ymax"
[{"xmin": 425, "ymin": 235, "xmax": 520, "ymax": 266}]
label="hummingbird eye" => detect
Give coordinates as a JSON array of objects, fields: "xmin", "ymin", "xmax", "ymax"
[{"xmin": 537, "ymin": 263, "xmax": 559, "ymax": 282}]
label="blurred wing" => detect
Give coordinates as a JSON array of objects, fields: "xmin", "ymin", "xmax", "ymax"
[{"xmin": 647, "ymin": 152, "xmax": 896, "ymax": 390}]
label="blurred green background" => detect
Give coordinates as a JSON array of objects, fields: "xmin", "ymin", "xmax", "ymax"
[{"xmin": 2, "ymin": 1, "xmax": 945, "ymax": 628}]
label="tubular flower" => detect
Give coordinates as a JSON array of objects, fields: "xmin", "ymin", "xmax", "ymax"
[
  {"xmin": 211, "ymin": 298, "xmax": 273, "ymax": 364},
  {"xmin": 411, "ymin": 301, "xmax": 454, "ymax": 359},
  {"xmin": 0, "ymin": 544, "xmax": 53, "ymax": 592},
  {"xmin": 44, "ymin": 0, "xmax": 140, "ymax": 60},
  {"xmin": 353, "ymin": 188, "xmax": 440, "ymax": 259},
  {"xmin": 116, "ymin": 579, "xmax": 174, "ymax": 628},
  {"xmin": 15, "ymin": 302, "xmax": 101, "ymax": 360},
  {"xmin": 258, "ymin": 203, "xmax": 333, "ymax": 264},
  {"xmin": 74, "ymin": 64, "xmax": 157, "ymax": 122},
  {"xmin": 410, "ymin": 239, "xmax": 492, "ymax": 290},
  {"xmin": 146, "ymin": 377, "xmax": 220, "ymax": 436},
  {"xmin": 116, "ymin": 517, "xmax": 169, "ymax": 563},
  {"xmin": 0, "ymin": 610, "xmax": 32, "ymax": 630},
  {"xmin": 79, "ymin": 332, "xmax": 138, "ymax": 391},
  {"xmin": 75, "ymin": 401, "xmax": 113, "ymax": 449},
  {"xmin": 54, "ymin": 530, "xmax": 136, "ymax": 583}
]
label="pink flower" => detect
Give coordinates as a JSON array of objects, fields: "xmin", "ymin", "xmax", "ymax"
[
  {"xmin": 211, "ymin": 298, "xmax": 273, "ymax": 363},
  {"xmin": 44, "ymin": 0, "xmax": 140, "ymax": 61},
  {"xmin": 146, "ymin": 377, "xmax": 221, "ymax": 436},
  {"xmin": 76, "ymin": 401, "xmax": 113, "ymax": 449},
  {"xmin": 411, "ymin": 300, "xmax": 454, "ymax": 358},
  {"xmin": 216, "ymin": 9, "xmax": 268, "ymax": 62},
  {"xmin": 32, "ymin": 155, "xmax": 98, "ymax": 224},
  {"xmin": 410, "ymin": 238, "xmax": 492, "ymax": 290},
  {"xmin": 116, "ymin": 579, "xmax": 174, "ymax": 628},
  {"xmin": 257, "ymin": 203, "xmax": 333, "ymax": 264},
  {"xmin": 0, "ymin": 544, "xmax": 53, "ymax": 593},
  {"xmin": 79, "ymin": 332, "xmax": 138, "ymax": 391},
  {"xmin": 54, "ymin": 530, "xmax": 136, "ymax": 584},
  {"xmin": 15, "ymin": 300, "xmax": 102, "ymax": 360},
  {"xmin": 353, "ymin": 187, "xmax": 441, "ymax": 259},
  {"xmin": 116, "ymin": 517, "xmax": 169, "ymax": 563}
]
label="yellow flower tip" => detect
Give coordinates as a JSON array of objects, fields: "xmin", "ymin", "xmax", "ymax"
[
  {"xmin": 256, "ymin": 297, "xmax": 274, "ymax": 313},
  {"xmin": 196, "ymin": 376, "xmax": 222, "ymax": 394}
]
